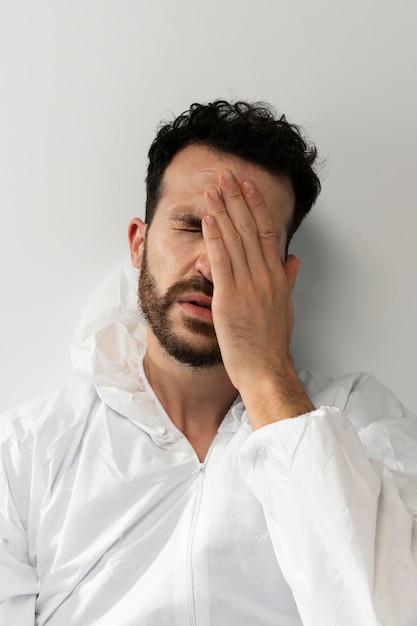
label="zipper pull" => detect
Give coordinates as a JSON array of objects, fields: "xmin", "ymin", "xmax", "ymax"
[{"xmin": 193, "ymin": 462, "xmax": 205, "ymax": 474}]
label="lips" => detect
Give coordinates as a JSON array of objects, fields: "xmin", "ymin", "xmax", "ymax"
[
  {"xmin": 177, "ymin": 293, "xmax": 213, "ymax": 322},
  {"xmin": 178, "ymin": 293, "xmax": 212, "ymax": 309}
]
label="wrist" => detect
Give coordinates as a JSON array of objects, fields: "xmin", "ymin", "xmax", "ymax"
[{"xmin": 240, "ymin": 366, "xmax": 315, "ymax": 430}]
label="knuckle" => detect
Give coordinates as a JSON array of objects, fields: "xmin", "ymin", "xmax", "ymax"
[
  {"xmin": 229, "ymin": 233, "xmax": 243, "ymax": 248},
  {"xmin": 226, "ymin": 189, "xmax": 243, "ymax": 201},
  {"xmin": 251, "ymin": 198, "xmax": 267, "ymax": 212},
  {"xmin": 212, "ymin": 206, "xmax": 228, "ymax": 218},
  {"xmin": 239, "ymin": 220, "xmax": 257, "ymax": 236},
  {"xmin": 259, "ymin": 227, "xmax": 276, "ymax": 240},
  {"xmin": 212, "ymin": 250, "xmax": 230, "ymax": 266}
]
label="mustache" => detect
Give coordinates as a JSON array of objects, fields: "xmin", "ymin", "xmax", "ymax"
[{"xmin": 162, "ymin": 276, "xmax": 214, "ymax": 307}]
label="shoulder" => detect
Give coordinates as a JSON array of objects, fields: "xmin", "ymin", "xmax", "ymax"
[
  {"xmin": 299, "ymin": 369, "xmax": 417, "ymax": 476},
  {"xmin": 0, "ymin": 380, "xmax": 102, "ymax": 528},
  {"xmin": 299, "ymin": 369, "xmax": 414, "ymax": 427},
  {"xmin": 0, "ymin": 379, "xmax": 101, "ymax": 464}
]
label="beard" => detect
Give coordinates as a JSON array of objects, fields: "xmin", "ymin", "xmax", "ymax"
[{"xmin": 138, "ymin": 242, "xmax": 223, "ymax": 368}]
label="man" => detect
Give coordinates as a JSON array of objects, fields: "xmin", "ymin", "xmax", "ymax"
[{"xmin": 1, "ymin": 100, "xmax": 416, "ymax": 625}]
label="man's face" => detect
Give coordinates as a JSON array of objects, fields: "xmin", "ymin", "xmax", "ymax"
[{"xmin": 134, "ymin": 145, "xmax": 295, "ymax": 368}]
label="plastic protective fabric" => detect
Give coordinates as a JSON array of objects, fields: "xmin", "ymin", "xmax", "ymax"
[{"xmin": 0, "ymin": 263, "xmax": 416, "ymax": 625}]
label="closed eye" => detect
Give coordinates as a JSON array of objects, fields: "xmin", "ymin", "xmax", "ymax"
[{"xmin": 170, "ymin": 216, "xmax": 202, "ymax": 232}]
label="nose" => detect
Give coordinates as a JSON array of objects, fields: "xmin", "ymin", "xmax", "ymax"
[{"xmin": 194, "ymin": 245, "xmax": 213, "ymax": 283}]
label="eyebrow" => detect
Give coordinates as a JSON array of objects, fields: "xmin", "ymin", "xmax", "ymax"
[{"xmin": 169, "ymin": 214, "xmax": 202, "ymax": 228}]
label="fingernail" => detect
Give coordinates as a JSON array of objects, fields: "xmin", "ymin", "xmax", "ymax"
[
  {"xmin": 222, "ymin": 170, "xmax": 235, "ymax": 184},
  {"xmin": 204, "ymin": 214, "xmax": 215, "ymax": 226},
  {"xmin": 242, "ymin": 180, "xmax": 256, "ymax": 195},
  {"xmin": 207, "ymin": 187, "xmax": 220, "ymax": 201}
]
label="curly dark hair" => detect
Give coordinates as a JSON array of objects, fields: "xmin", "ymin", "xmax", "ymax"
[{"xmin": 146, "ymin": 100, "xmax": 321, "ymax": 248}]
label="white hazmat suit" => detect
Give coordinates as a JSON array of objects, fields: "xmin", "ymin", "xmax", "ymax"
[{"xmin": 1, "ymin": 265, "xmax": 416, "ymax": 625}]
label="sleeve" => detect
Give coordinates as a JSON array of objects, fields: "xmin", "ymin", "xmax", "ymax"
[
  {"xmin": 238, "ymin": 406, "xmax": 417, "ymax": 626},
  {"xmin": 0, "ymin": 418, "xmax": 39, "ymax": 623}
]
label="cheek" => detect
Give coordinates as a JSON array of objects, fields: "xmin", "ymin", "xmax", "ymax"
[
  {"xmin": 154, "ymin": 236, "xmax": 177, "ymax": 262},
  {"xmin": 154, "ymin": 239, "xmax": 182, "ymax": 276},
  {"xmin": 148, "ymin": 236, "xmax": 193, "ymax": 286}
]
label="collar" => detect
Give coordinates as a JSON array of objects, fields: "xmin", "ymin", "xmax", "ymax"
[{"xmin": 70, "ymin": 263, "xmax": 249, "ymax": 443}]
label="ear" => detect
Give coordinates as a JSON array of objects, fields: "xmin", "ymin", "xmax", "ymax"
[
  {"xmin": 284, "ymin": 254, "xmax": 301, "ymax": 294},
  {"xmin": 128, "ymin": 218, "xmax": 147, "ymax": 269}
]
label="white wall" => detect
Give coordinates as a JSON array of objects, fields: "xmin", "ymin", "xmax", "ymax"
[{"xmin": 1, "ymin": 0, "xmax": 416, "ymax": 413}]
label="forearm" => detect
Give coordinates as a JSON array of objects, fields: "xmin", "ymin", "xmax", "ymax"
[{"xmin": 239, "ymin": 407, "xmax": 417, "ymax": 626}]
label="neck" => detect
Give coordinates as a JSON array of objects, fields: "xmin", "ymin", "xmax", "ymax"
[{"xmin": 143, "ymin": 331, "xmax": 238, "ymax": 459}]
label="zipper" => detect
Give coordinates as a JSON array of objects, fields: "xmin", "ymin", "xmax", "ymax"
[
  {"xmin": 185, "ymin": 431, "xmax": 220, "ymax": 626},
  {"xmin": 186, "ymin": 461, "xmax": 205, "ymax": 626}
]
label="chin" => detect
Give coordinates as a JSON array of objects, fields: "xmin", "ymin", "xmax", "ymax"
[{"xmin": 159, "ymin": 330, "xmax": 223, "ymax": 369}]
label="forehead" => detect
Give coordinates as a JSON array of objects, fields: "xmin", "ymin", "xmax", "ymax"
[{"xmin": 155, "ymin": 144, "xmax": 295, "ymax": 229}]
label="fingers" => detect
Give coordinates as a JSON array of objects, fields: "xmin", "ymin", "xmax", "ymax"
[
  {"xmin": 203, "ymin": 170, "xmax": 282, "ymax": 284},
  {"xmin": 201, "ymin": 170, "xmax": 300, "ymax": 387},
  {"xmin": 203, "ymin": 184, "xmax": 252, "ymax": 284},
  {"xmin": 240, "ymin": 178, "xmax": 281, "ymax": 261},
  {"xmin": 201, "ymin": 212, "xmax": 235, "ymax": 295}
]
